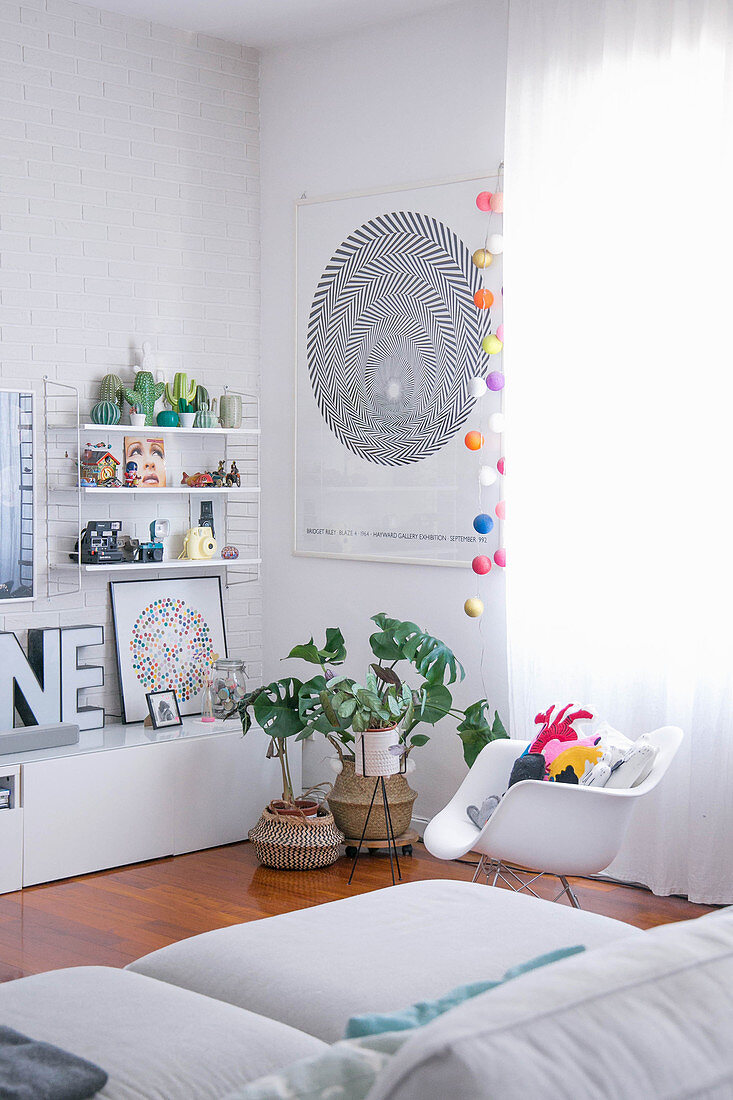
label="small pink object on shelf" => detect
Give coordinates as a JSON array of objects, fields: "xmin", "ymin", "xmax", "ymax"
[
  {"xmin": 494, "ymin": 548, "xmax": 506, "ymax": 568},
  {"xmin": 475, "ymin": 191, "xmax": 492, "ymax": 212},
  {"xmin": 495, "ymin": 500, "xmax": 506, "ymax": 520},
  {"xmin": 472, "ymin": 555, "xmax": 492, "ymax": 575},
  {"xmin": 497, "ymin": 456, "xmax": 505, "ymax": 475}
]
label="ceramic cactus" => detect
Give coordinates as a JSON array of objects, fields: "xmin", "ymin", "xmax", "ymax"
[
  {"xmin": 99, "ymin": 373, "xmax": 124, "ymax": 414},
  {"xmin": 91, "ymin": 400, "xmax": 121, "ymax": 426},
  {"xmin": 193, "ymin": 385, "xmax": 209, "ymax": 412},
  {"xmin": 123, "ymin": 371, "xmax": 165, "ymax": 427},
  {"xmin": 165, "ymin": 373, "xmax": 197, "ymax": 411},
  {"xmin": 194, "ymin": 399, "xmax": 218, "ymax": 428}
]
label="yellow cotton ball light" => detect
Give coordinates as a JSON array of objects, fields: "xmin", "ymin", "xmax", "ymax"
[
  {"xmin": 464, "ymin": 597, "xmax": 484, "ymax": 618},
  {"xmin": 472, "ymin": 248, "xmax": 493, "ymax": 269},
  {"xmin": 482, "ymin": 334, "xmax": 503, "ymax": 355}
]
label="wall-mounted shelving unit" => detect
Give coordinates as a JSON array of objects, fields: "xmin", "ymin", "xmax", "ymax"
[{"xmin": 43, "ymin": 378, "xmax": 261, "ymax": 594}]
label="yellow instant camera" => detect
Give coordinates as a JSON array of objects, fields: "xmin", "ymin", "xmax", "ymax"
[{"xmin": 181, "ymin": 526, "xmax": 217, "ymax": 559}]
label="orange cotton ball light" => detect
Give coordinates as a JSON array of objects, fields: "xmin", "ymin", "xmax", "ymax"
[
  {"xmin": 490, "ymin": 191, "xmax": 504, "ymax": 213},
  {"xmin": 475, "ymin": 191, "xmax": 492, "ymax": 212},
  {"xmin": 472, "ymin": 555, "xmax": 492, "ymax": 575},
  {"xmin": 464, "ymin": 430, "xmax": 484, "ymax": 451},
  {"xmin": 473, "ymin": 289, "xmax": 495, "ymax": 309}
]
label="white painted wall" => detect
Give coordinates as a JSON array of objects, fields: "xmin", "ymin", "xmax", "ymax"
[
  {"xmin": 0, "ymin": 0, "xmax": 262, "ymax": 717},
  {"xmin": 260, "ymin": 0, "xmax": 509, "ymax": 823}
]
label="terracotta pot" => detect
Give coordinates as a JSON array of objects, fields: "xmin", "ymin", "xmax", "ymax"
[
  {"xmin": 269, "ymin": 798, "xmax": 319, "ymax": 818},
  {"xmin": 326, "ymin": 759, "xmax": 417, "ymax": 840}
]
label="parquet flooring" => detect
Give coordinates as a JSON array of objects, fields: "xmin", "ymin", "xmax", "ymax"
[{"xmin": 0, "ymin": 841, "xmax": 716, "ymax": 982}]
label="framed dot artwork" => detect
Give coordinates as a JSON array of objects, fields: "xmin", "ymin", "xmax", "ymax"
[{"xmin": 109, "ymin": 576, "xmax": 227, "ymax": 723}]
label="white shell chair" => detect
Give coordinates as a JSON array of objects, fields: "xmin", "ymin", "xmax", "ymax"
[{"xmin": 423, "ymin": 726, "xmax": 683, "ymax": 908}]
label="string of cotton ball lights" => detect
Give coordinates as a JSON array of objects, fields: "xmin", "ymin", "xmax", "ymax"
[{"xmin": 464, "ymin": 163, "xmax": 505, "ymax": 621}]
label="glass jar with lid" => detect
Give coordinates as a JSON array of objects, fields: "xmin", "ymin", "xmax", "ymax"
[{"xmin": 211, "ymin": 658, "xmax": 247, "ymax": 720}]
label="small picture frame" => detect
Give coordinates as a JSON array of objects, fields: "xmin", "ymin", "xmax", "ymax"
[{"xmin": 146, "ymin": 689, "xmax": 182, "ymax": 730}]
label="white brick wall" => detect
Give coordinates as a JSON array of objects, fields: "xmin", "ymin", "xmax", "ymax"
[{"xmin": 0, "ymin": 0, "xmax": 262, "ymax": 719}]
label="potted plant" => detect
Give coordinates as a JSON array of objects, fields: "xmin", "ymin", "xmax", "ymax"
[
  {"xmin": 240, "ymin": 684, "xmax": 344, "ymax": 870},
  {"xmin": 240, "ymin": 614, "xmax": 507, "ymax": 843}
]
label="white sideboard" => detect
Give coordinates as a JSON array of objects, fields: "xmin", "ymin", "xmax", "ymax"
[{"xmin": 0, "ymin": 718, "xmax": 290, "ymax": 893}]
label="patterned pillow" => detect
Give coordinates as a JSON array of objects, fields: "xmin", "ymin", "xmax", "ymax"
[{"xmin": 221, "ymin": 1031, "xmax": 407, "ymax": 1100}]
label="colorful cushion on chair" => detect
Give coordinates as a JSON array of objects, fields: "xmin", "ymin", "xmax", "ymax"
[{"xmin": 548, "ymin": 744, "xmax": 603, "ymax": 784}]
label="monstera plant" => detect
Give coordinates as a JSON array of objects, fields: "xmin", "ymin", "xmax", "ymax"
[{"xmin": 239, "ymin": 614, "xmax": 507, "ymax": 809}]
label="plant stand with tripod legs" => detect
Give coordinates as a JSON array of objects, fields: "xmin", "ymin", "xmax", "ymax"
[{"xmin": 347, "ymin": 770, "xmax": 409, "ymax": 887}]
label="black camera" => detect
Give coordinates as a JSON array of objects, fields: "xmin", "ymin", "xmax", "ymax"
[
  {"xmin": 120, "ymin": 536, "xmax": 163, "ymax": 563},
  {"xmin": 71, "ymin": 521, "xmax": 124, "ymax": 565},
  {"xmin": 137, "ymin": 542, "xmax": 163, "ymax": 563}
]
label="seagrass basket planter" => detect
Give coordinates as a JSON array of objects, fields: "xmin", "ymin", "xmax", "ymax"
[
  {"xmin": 326, "ymin": 759, "xmax": 417, "ymax": 840},
  {"xmin": 249, "ymin": 803, "xmax": 344, "ymax": 870}
]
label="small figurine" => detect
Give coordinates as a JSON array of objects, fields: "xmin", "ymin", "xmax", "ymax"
[
  {"xmin": 225, "ymin": 460, "xmax": 241, "ymax": 488},
  {"xmin": 181, "ymin": 471, "xmax": 213, "ymax": 487},
  {"xmin": 125, "ymin": 461, "xmax": 140, "ymax": 488},
  {"xmin": 211, "ymin": 459, "xmax": 226, "ymax": 488}
]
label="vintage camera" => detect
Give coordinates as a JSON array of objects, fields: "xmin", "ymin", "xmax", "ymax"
[
  {"xmin": 182, "ymin": 526, "xmax": 217, "ymax": 559},
  {"xmin": 137, "ymin": 541, "xmax": 164, "ymax": 563},
  {"xmin": 120, "ymin": 536, "xmax": 163, "ymax": 563},
  {"xmin": 71, "ymin": 521, "xmax": 123, "ymax": 564}
]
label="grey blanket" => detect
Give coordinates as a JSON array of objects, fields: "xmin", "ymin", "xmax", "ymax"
[{"xmin": 0, "ymin": 1026, "xmax": 107, "ymax": 1099}]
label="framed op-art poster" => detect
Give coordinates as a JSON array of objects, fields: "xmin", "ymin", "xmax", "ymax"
[
  {"xmin": 110, "ymin": 576, "xmax": 227, "ymax": 723},
  {"xmin": 295, "ymin": 172, "xmax": 503, "ymax": 567}
]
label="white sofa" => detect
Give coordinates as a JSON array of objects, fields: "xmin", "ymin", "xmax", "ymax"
[{"xmin": 0, "ymin": 879, "xmax": 730, "ymax": 1098}]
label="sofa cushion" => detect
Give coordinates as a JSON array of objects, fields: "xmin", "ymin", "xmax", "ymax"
[
  {"xmin": 127, "ymin": 879, "xmax": 641, "ymax": 1043},
  {"xmin": 367, "ymin": 906, "xmax": 733, "ymax": 1100},
  {"xmin": 0, "ymin": 967, "xmax": 327, "ymax": 1100}
]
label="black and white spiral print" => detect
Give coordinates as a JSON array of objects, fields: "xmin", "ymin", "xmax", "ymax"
[{"xmin": 306, "ymin": 211, "xmax": 488, "ymax": 467}]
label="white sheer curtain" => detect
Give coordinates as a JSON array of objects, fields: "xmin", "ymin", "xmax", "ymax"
[{"xmin": 504, "ymin": 0, "xmax": 733, "ymax": 904}]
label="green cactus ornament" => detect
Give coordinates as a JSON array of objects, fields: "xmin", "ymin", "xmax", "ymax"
[
  {"xmin": 193, "ymin": 384, "xmax": 209, "ymax": 412},
  {"xmin": 165, "ymin": 373, "xmax": 197, "ymax": 411},
  {"xmin": 123, "ymin": 371, "xmax": 165, "ymax": 427},
  {"xmin": 99, "ymin": 373, "xmax": 124, "ymax": 414}
]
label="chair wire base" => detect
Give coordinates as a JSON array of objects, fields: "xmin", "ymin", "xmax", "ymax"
[{"xmin": 472, "ymin": 856, "xmax": 582, "ymax": 908}]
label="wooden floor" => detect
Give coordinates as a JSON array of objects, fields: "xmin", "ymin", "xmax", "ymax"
[{"xmin": 0, "ymin": 841, "xmax": 716, "ymax": 983}]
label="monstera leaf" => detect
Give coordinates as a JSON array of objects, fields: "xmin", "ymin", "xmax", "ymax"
[
  {"xmin": 369, "ymin": 614, "xmax": 464, "ymax": 685},
  {"xmin": 286, "ymin": 627, "xmax": 347, "ymax": 667},
  {"xmin": 456, "ymin": 702, "xmax": 508, "ymax": 767},
  {"xmin": 413, "ymin": 682, "xmax": 453, "ymax": 726},
  {"xmin": 251, "ymin": 678, "xmax": 305, "ymax": 739}
]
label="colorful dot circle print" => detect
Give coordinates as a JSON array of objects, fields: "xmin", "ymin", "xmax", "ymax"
[{"xmin": 129, "ymin": 598, "xmax": 215, "ymax": 701}]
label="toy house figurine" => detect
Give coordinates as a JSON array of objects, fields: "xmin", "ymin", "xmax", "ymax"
[{"xmin": 80, "ymin": 448, "xmax": 120, "ymax": 487}]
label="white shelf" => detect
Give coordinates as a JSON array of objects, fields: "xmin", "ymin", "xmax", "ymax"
[
  {"xmin": 80, "ymin": 423, "xmax": 259, "ymax": 436},
  {"xmin": 81, "ymin": 485, "xmax": 260, "ymax": 495},
  {"xmin": 82, "ymin": 557, "xmax": 260, "ymax": 573}
]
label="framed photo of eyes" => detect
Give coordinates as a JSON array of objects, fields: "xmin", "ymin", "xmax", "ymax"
[{"xmin": 124, "ymin": 435, "xmax": 166, "ymax": 488}]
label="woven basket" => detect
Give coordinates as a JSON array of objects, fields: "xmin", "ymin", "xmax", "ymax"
[
  {"xmin": 327, "ymin": 759, "xmax": 417, "ymax": 840},
  {"xmin": 249, "ymin": 804, "xmax": 344, "ymax": 870}
]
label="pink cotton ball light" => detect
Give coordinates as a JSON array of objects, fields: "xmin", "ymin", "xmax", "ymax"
[
  {"xmin": 487, "ymin": 371, "xmax": 505, "ymax": 392},
  {"xmin": 475, "ymin": 191, "xmax": 492, "ymax": 212},
  {"xmin": 494, "ymin": 548, "xmax": 506, "ymax": 568},
  {"xmin": 495, "ymin": 500, "xmax": 506, "ymax": 520},
  {"xmin": 497, "ymin": 456, "xmax": 505, "ymax": 475},
  {"xmin": 472, "ymin": 555, "xmax": 492, "ymax": 575},
  {"xmin": 490, "ymin": 191, "xmax": 504, "ymax": 213},
  {"xmin": 496, "ymin": 323, "xmax": 504, "ymax": 343}
]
